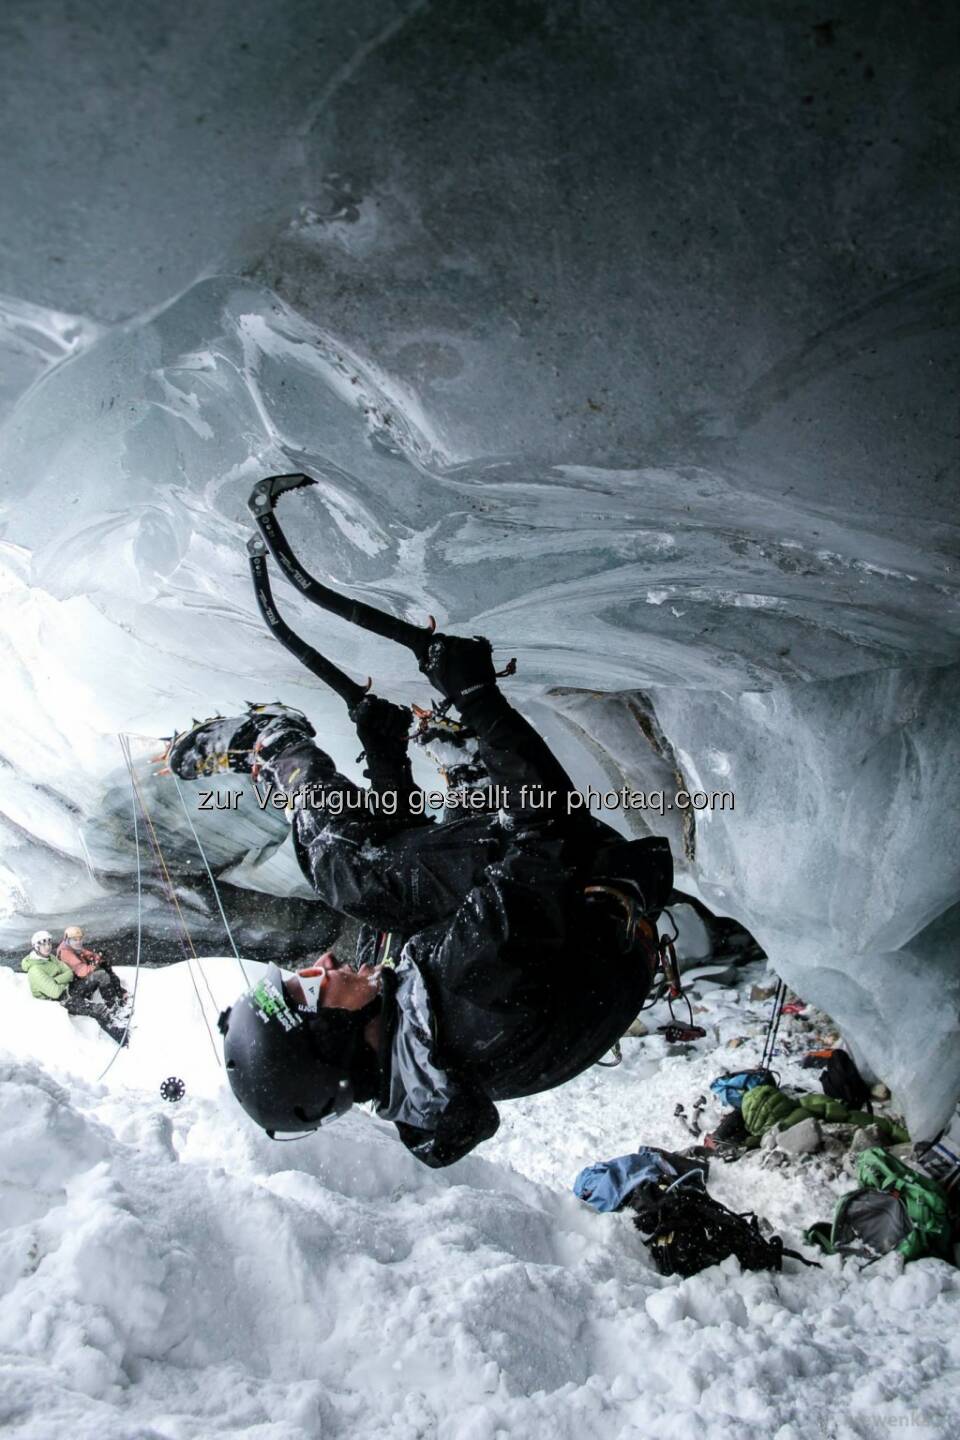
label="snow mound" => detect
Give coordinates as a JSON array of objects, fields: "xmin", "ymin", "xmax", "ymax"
[
  {"xmin": 0, "ymin": 958, "xmax": 260, "ymax": 1100},
  {"xmin": 1, "ymin": 961, "xmax": 958, "ymax": 1438}
]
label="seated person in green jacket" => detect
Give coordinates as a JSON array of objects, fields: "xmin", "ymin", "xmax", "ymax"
[
  {"xmin": 21, "ymin": 930, "xmax": 128, "ymax": 1045},
  {"xmin": 21, "ymin": 930, "xmax": 73, "ymax": 1000}
]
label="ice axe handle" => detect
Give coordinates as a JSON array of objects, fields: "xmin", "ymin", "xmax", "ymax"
[
  {"xmin": 247, "ymin": 537, "xmax": 370, "ymax": 707},
  {"xmin": 248, "ymin": 475, "xmax": 435, "ymax": 659}
]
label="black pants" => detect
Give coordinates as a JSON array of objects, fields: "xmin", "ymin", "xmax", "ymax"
[
  {"xmin": 71, "ymin": 967, "xmax": 124, "ymax": 1010},
  {"xmin": 60, "ymin": 979, "xmax": 125, "ymax": 1042},
  {"xmin": 275, "ymin": 685, "xmax": 612, "ymax": 937}
]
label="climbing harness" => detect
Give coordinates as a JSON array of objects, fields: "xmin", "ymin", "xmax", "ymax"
[{"xmin": 583, "ymin": 891, "xmax": 706, "ymax": 1067}]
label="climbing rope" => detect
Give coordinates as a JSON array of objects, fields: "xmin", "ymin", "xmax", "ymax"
[
  {"xmin": 97, "ymin": 734, "xmax": 144, "ymax": 1080},
  {"xmin": 133, "ymin": 761, "xmax": 220, "ymax": 1012},
  {"xmin": 171, "ymin": 770, "xmax": 249, "ymax": 985},
  {"xmin": 118, "ymin": 734, "xmax": 222, "ymax": 1066}
]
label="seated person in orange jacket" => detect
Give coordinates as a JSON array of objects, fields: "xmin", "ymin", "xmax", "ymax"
[{"xmin": 58, "ymin": 925, "xmax": 127, "ymax": 1011}]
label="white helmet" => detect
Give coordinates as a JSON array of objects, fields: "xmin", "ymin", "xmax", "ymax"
[{"xmin": 31, "ymin": 930, "xmax": 53, "ymax": 948}]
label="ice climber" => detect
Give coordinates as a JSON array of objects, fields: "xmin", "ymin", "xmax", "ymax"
[
  {"xmin": 162, "ymin": 475, "xmax": 673, "ymax": 1167},
  {"xmin": 166, "ymin": 634, "xmax": 670, "ymax": 1167}
]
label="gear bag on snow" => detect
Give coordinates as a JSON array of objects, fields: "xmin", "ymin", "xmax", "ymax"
[
  {"xmin": 625, "ymin": 1181, "xmax": 814, "ymax": 1277},
  {"xmin": 573, "ymin": 1146, "xmax": 708, "ymax": 1213},
  {"xmin": 806, "ymin": 1147, "xmax": 954, "ymax": 1264},
  {"xmin": 709, "ymin": 1068, "xmax": 776, "ymax": 1111},
  {"xmin": 819, "ymin": 1049, "xmax": 872, "ymax": 1114}
]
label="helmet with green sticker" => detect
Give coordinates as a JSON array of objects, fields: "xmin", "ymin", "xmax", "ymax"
[{"xmin": 218, "ymin": 964, "xmax": 376, "ymax": 1137}]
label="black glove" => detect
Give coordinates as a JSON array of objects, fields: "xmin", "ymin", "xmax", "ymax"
[
  {"xmin": 418, "ymin": 635, "xmax": 496, "ymax": 705},
  {"xmin": 348, "ymin": 695, "xmax": 411, "ymax": 752}
]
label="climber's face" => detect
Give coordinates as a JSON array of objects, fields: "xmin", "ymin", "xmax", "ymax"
[{"xmin": 282, "ymin": 953, "xmax": 381, "ymax": 1013}]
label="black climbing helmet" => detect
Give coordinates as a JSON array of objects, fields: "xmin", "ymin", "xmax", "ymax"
[{"xmin": 218, "ymin": 964, "xmax": 375, "ymax": 1138}]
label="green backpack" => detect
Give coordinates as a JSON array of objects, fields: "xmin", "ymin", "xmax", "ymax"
[{"xmin": 807, "ymin": 1147, "xmax": 954, "ymax": 1264}]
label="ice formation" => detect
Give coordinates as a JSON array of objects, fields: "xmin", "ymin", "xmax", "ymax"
[{"xmin": 0, "ymin": 0, "xmax": 957, "ymax": 1154}]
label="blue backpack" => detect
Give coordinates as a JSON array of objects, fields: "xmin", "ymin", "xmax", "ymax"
[
  {"xmin": 709, "ymin": 1068, "xmax": 776, "ymax": 1110},
  {"xmin": 574, "ymin": 1147, "xmax": 706, "ymax": 1213}
]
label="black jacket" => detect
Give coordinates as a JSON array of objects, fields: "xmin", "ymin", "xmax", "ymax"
[{"xmin": 372, "ymin": 822, "xmax": 671, "ymax": 1166}]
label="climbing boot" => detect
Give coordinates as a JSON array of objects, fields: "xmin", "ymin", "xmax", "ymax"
[{"xmin": 165, "ymin": 703, "xmax": 316, "ymax": 780}]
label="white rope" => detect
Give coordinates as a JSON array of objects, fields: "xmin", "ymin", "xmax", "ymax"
[
  {"xmin": 117, "ymin": 734, "xmax": 222, "ymax": 1066},
  {"xmin": 172, "ymin": 770, "xmax": 250, "ymax": 986},
  {"xmin": 98, "ymin": 735, "xmax": 144, "ymax": 1080}
]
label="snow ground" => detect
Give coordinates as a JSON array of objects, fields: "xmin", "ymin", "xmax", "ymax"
[{"xmin": 0, "ymin": 960, "xmax": 957, "ymax": 1440}]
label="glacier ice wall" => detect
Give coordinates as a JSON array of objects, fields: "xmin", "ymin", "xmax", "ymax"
[
  {"xmin": 0, "ymin": 1, "xmax": 957, "ymax": 1135},
  {"xmin": 547, "ymin": 673, "xmax": 960, "ymax": 1138}
]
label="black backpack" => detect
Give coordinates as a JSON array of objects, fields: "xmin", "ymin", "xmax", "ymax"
[
  {"xmin": 820, "ymin": 1050, "xmax": 872, "ymax": 1113},
  {"xmin": 625, "ymin": 1181, "xmax": 813, "ymax": 1277}
]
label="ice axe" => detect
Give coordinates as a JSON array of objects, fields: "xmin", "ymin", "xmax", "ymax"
[
  {"xmin": 247, "ymin": 535, "xmax": 372, "ymax": 708},
  {"xmin": 247, "ymin": 474, "xmax": 437, "ymax": 660}
]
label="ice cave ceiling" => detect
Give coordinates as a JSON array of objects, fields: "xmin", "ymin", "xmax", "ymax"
[{"xmin": 0, "ymin": 1, "xmax": 957, "ymax": 1137}]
